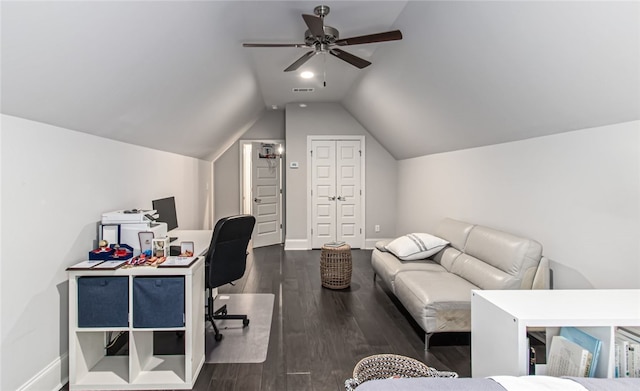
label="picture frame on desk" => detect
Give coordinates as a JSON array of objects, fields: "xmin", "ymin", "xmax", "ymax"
[
  {"xmin": 152, "ymin": 238, "xmax": 170, "ymax": 257},
  {"xmin": 181, "ymin": 241, "xmax": 195, "ymax": 256},
  {"xmin": 139, "ymin": 231, "xmax": 154, "ymax": 253},
  {"xmin": 100, "ymin": 224, "xmax": 120, "ymax": 245}
]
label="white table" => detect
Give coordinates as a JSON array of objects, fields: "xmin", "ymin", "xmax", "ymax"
[
  {"xmin": 471, "ymin": 289, "xmax": 640, "ymax": 378},
  {"xmin": 68, "ymin": 229, "xmax": 212, "ymax": 390}
]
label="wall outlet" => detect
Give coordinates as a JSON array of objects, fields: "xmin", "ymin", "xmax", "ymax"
[{"xmin": 374, "ymin": 224, "xmax": 380, "ymax": 232}]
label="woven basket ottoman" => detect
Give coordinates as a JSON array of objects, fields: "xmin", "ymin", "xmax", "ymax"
[
  {"xmin": 344, "ymin": 354, "xmax": 458, "ymax": 390},
  {"xmin": 320, "ymin": 243, "xmax": 352, "ymax": 289}
]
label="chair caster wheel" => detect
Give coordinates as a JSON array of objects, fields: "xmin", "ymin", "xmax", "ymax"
[
  {"xmin": 215, "ymin": 333, "xmax": 223, "ymax": 342},
  {"xmin": 243, "ymin": 319, "xmax": 250, "ymax": 327}
]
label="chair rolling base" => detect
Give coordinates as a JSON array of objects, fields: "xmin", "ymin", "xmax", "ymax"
[{"xmin": 206, "ymin": 289, "xmax": 249, "ymax": 341}]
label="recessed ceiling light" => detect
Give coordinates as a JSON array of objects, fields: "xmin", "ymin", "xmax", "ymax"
[
  {"xmin": 299, "ymin": 103, "xmax": 307, "ymax": 108},
  {"xmin": 300, "ymin": 71, "xmax": 314, "ymax": 79},
  {"xmin": 271, "ymin": 105, "xmax": 278, "ymax": 110}
]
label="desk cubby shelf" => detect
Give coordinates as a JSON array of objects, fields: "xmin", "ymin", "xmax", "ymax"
[
  {"xmin": 68, "ymin": 259, "xmax": 205, "ymax": 390},
  {"xmin": 471, "ymin": 289, "xmax": 640, "ymax": 379}
]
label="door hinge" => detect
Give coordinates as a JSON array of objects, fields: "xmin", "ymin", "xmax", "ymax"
[
  {"xmin": 311, "ymin": 228, "xmax": 313, "ymax": 235},
  {"xmin": 280, "ymin": 224, "xmax": 282, "ymax": 229},
  {"xmin": 360, "ymin": 189, "xmax": 362, "ymax": 195},
  {"xmin": 310, "ymin": 150, "xmax": 313, "ymax": 156},
  {"xmin": 280, "ymin": 188, "xmax": 282, "ymax": 194},
  {"xmin": 360, "ymin": 228, "xmax": 362, "ymax": 234},
  {"xmin": 311, "ymin": 189, "xmax": 313, "ymax": 196},
  {"xmin": 359, "ymin": 150, "xmax": 362, "ymax": 156}
]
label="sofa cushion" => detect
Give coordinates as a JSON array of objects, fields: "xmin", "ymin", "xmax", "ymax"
[
  {"xmin": 451, "ymin": 253, "xmax": 518, "ymax": 290},
  {"xmin": 432, "ymin": 247, "xmax": 462, "ymax": 272},
  {"xmin": 394, "ymin": 271, "xmax": 479, "ymax": 333},
  {"xmin": 372, "ymin": 249, "xmax": 446, "ymax": 293},
  {"xmin": 435, "ymin": 218, "xmax": 475, "ymax": 251},
  {"xmin": 385, "ymin": 233, "xmax": 449, "ymax": 261},
  {"xmin": 460, "ymin": 225, "xmax": 543, "ymax": 289}
]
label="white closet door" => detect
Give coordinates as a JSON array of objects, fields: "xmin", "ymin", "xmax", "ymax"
[
  {"xmin": 311, "ymin": 140, "xmax": 337, "ymax": 249},
  {"xmin": 311, "ymin": 139, "xmax": 362, "ymax": 248},
  {"xmin": 336, "ymin": 140, "xmax": 362, "ymax": 245}
]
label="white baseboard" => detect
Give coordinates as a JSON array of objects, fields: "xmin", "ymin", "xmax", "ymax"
[
  {"xmin": 17, "ymin": 353, "xmax": 68, "ymax": 391},
  {"xmin": 284, "ymin": 239, "xmax": 309, "ymax": 250},
  {"xmin": 285, "ymin": 238, "xmax": 391, "ymax": 250},
  {"xmin": 365, "ymin": 238, "xmax": 393, "ymax": 250}
]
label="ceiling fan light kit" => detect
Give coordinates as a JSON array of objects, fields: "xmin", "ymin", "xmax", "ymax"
[{"xmin": 242, "ymin": 5, "xmax": 403, "ymax": 72}]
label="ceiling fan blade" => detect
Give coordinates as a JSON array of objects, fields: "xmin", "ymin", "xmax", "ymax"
[
  {"xmin": 243, "ymin": 43, "xmax": 309, "ymax": 48},
  {"xmin": 302, "ymin": 14, "xmax": 324, "ymax": 38},
  {"xmin": 284, "ymin": 51, "xmax": 316, "ymax": 72},
  {"xmin": 329, "ymin": 48, "xmax": 371, "ymax": 69},
  {"xmin": 335, "ymin": 30, "xmax": 403, "ymax": 46}
]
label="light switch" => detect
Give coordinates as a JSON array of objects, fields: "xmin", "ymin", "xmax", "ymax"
[{"xmin": 290, "ymin": 162, "xmax": 299, "ymax": 169}]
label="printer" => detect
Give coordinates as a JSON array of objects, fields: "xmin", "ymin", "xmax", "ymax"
[{"xmin": 101, "ymin": 210, "xmax": 167, "ymax": 253}]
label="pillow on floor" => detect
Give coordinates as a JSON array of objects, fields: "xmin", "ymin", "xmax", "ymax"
[{"xmin": 385, "ymin": 233, "xmax": 449, "ymax": 261}]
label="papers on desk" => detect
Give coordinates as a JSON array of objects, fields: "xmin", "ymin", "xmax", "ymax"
[
  {"xmin": 159, "ymin": 256, "xmax": 198, "ymax": 267},
  {"xmin": 67, "ymin": 259, "xmax": 127, "ymax": 270},
  {"xmin": 91, "ymin": 260, "xmax": 127, "ymax": 269},
  {"xmin": 67, "ymin": 260, "xmax": 105, "ymax": 270}
]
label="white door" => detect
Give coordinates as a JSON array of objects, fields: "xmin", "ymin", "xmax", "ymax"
[
  {"xmin": 335, "ymin": 140, "xmax": 361, "ymax": 245},
  {"xmin": 251, "ymin": 142, "xmax": 282, "ymax": 248},
  {"xmin": 311, "ymin": 140, "xmax": 337, "ymax": 248},
  {"xmin": 311, "ymin": 139, "xmax": 362, "ymax": 248}
]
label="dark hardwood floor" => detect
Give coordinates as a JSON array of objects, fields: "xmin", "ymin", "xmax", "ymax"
[{"xmin": 193, "ymin": 244, "xmax": 471, "ymax": 391}]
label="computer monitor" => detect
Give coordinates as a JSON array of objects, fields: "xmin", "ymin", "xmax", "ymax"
[{"xmin": 152, "ymin": 196, "xmax": 178, "ymax": 232}]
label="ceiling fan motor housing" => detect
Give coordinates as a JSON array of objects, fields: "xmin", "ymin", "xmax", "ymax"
[{"xmin": 304, "ymin": 25, "xmax": 339, "ymax": 47}]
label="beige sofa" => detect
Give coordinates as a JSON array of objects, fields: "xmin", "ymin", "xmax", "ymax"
[{"xmin": 372, "ymin": 218, "xmax": 550, "ymax": 348}]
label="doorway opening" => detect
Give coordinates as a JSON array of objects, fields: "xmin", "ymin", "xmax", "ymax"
[{"xmin": 240, "ymin": 140, "xmax": 285, "ymax": 248}]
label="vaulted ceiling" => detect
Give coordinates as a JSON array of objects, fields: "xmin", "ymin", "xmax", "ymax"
[{"xmin": 2, "ymin": 1, "xmax": 638, "ymax": 161}]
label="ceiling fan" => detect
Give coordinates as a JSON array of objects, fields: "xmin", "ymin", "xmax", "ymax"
[{"xmin": 242, "ymin": 5, "xmax": 403, "ymax": 72}]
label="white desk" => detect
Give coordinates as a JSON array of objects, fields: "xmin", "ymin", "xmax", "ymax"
[
  {"xmin": 170, "ymin": 229, "xmax": 214, "ymax": 257},
  {"xmin": 471, "ymin": 289, "xmax": 640, "ymax": 378},
  {"xmin": 68, "ymin": 230, "xmax": 212, "ymax": 390}
]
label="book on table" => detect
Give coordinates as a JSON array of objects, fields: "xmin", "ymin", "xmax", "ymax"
[
  {"xmin": 323, "ymin": 241, "xmax": 346, "ymax": 248},
  {"xmin": 559, "ymin": 327, "xmax": 602, "ymax": 377},
  {"xmin": 547, "ymin": 335, "xmax": 592, "ymax": 377},
  {"xmin": 616, "ymin": 327, "xmax": 640, "ymax": 378}
]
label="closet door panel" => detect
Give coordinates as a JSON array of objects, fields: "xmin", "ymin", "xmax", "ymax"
[
  {"xmin": 336, "ymin": 140, "xmax": 362, "ymax": 246},
  {"xmin": 311, "ymin": 140, "xmax": 337, "ymax": 248}
]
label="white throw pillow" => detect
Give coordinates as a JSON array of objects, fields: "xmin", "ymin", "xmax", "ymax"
[{"xmin": 385, "ymin": 233, "xmax": 449, "ymax": 261}]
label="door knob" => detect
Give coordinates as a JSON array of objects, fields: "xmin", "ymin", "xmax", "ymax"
[
  {"xmin": 337, "ymin": 196, "xmax": 345, "ymax": 201},
  {"xmin": 254, "ymin": 198, "xmax": 262, "ymax": 203},
  {"xmin": 328, "ymin": 196, "xmax": 336, "ymax": 201}
]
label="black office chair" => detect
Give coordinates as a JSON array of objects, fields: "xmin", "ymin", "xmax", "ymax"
[{"xmin": 205, "ymin": 214, "xmax": 256, "ymax": 341}]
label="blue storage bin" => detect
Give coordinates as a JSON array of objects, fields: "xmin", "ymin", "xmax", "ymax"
[
  {"xmin": 133, "ymin": 276, "xmax": 185, "ymax": 328},
  {"xmin": 77, "ymin": 276, "xmax": 128, "ymax": 327}
]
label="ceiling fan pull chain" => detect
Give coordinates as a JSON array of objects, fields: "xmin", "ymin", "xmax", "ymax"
[{"xmin": 323, "ymin": 54, "xmax": 327, "ymax": 87}]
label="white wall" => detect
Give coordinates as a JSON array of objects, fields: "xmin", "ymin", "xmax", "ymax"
[
  {"xmin": 0, "ymin": 115, "xmax": 212, "ymax": 391},
  {"xmin": 285, "ymin": 103, "xmax": 397, "ymax": 248},
  {"xmin": 396, "ymin": 121, "xmax": 640, "ymax": 289}
]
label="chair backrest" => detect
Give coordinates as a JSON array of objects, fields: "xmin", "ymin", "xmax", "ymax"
[{"xmin": 205, "ymin": 215, "xmax": 256, "ymax": 289}]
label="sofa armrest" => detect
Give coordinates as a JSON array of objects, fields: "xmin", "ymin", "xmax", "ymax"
[
  {"xmin": 532, "ymin": 257, "xmax": 550, "ymax": 290},
  {"xmin": 375, "ymin": 239, "xmax": 393, "ymax": 252}
]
